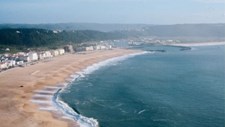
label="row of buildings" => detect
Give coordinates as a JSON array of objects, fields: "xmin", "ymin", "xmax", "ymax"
[
  {"xmin": 0, "ymin": 48, "xmax": 66, "ymax": 71},
  {"xmin": 75, "ymin": 44, "xmax": 112, "ymax": 52},
  {"xmin": 0, "ymin": 44, "xmax": 113, "ymax": 72}
]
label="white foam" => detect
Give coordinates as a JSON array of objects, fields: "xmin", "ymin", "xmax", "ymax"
[
  {"xmin": 33, "ymin": 94, "xmax": 52, "ymax": 98},
  {"xmin": 53, "ymin": 95, "xmax": 99, "ymax": 127},
  {"xmin": 71, "ymin": 75, "xmax": 81, "ymax": 81},
  {"xmin": 138, "ymin": 109, "xmax": 146, "ymax": 115},
  {"xmin": 45, "ymin": 86, "xmax": 62, "ymax": 89},
  {"xmin": 32, "ymin": 51, "xmax": 150, "ymax": 127},
  {"xmin": 39, "ymin": 107, "xmax": 57, "ymax": 111},
  {"xmin": 76, "ymin": 72, "xmax": 85, "ymax": 77},
  {"xmin": 31, "ymin": 100, "xmax": 51, "ymax": 104},
  {"xmin": 83, "ymin": 51, "xmax": 149, "ymax": 75},
  {"xmin": 35, "ymin": 90, "xmax": 56, "ymax": 94},
  {"xmin": 61, "ymin": 83, "xmax": 68, "ymax": 86},
  {"xmin": 66, "ymin": 74, "xmax": 81, "ymax": 83},
  {"xmin": 52, "ymin": 51, "xmax": 150, "ymax": 127},
  {"xmin": 62, "ymin": 116, "xmax": 75, "ymax": 120}
]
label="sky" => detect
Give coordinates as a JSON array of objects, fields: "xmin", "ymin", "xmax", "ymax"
[{"xmin": 0, "ymin": 0, "xmax": 224, "ymax": 24}]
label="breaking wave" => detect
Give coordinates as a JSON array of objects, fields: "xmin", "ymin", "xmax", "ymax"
[
  {"xmin": 83, "ymin": 51, "xmax": 150, "ymax": 74},
  {"xmin": 53, "ymin": 89, "xmax": 99, "ymax": 127},
  {"xmin": 52, "ymin": 51, "xmax": 151, "ymax": 127}
]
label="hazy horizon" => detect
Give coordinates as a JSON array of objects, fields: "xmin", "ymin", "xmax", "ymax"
[
  {"xmin": 0, "ymin": 0, "xmax": 224, "ymax": 24},
  {"xmin": 0, "ymin": 22, "xmax": 225, "ymax": 25}
]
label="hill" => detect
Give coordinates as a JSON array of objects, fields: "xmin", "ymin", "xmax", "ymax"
[
  {"xmin": 0, "ymin": 23, "xmax": 148, "ymax": 32},
  {"xmin": 0, "ymin": 28, "xmax": 125, "ymax": 48},
  {"xmin": 143, "ymin": 24, "xmax": 225, "ymax": 38},
  {"xmin": 0, "ymin": 23, "xmax": 224, "ymax": 50}
]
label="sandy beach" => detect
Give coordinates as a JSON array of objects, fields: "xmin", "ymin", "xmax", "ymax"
[
  {"xmin": 169, "ymin": 42, "xmax": 225, "ymax": 47},
  {"xmin": 0, "ymin": 49, "xmax": 140, "ymax": 127}
]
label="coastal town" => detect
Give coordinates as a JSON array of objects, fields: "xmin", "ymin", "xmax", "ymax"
[
  {"xmin": 0, "ymin": 43, "xmax": 113, "ymax": 72},
  {"xmin": 0, "ymin": 34, "xmax": 184, "ymax": 73},
  {"xmin": 2, "ymin": 35, "xmax": 222, "ymax": 73}
]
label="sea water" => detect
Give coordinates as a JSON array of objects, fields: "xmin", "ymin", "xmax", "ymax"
[{"xmin": 58, "ymin": 45, "xmax": 225, "ymax": 127}]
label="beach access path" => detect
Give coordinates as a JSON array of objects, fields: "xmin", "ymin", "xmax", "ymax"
[{"xmin": 0, "ymin": 49, "xmax": 140, "ymax": 127}]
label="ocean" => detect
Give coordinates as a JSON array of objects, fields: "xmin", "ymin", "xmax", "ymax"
[{"xmin": 56, "ymin": 44, "xmax": 225, "ymax": 127}]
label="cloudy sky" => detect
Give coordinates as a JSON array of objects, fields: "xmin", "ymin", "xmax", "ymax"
[{"xmin": 0, "ymin": 0, "xmax": 224, "ymax": 24}]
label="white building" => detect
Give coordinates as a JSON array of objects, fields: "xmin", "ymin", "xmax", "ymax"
[
  {"xmin": 94, "ymin": 45, "xmax": 101, "ymax": 50},
  {"xmin": 38, "ymin": 51, "xmax": 53, "ymax": 60},
  {"xmin": 64, "ymin": 45, "xmax": 74, "ymax": 53},
  {"xmin": 28, "ymin": 52, "xmax": 38, "ymax": 62},
  {"xmin": 58, "ymin": 49, "xmax": 65, "ymax": 55},
  {"xmin": 100, "ymin": 45, "xmax": 107, "ymax": 50},
  {"xmin": 5, "ymin": 48, "xmax": 10, "ymax": 51},
  {"xmin": 94, "ymin": 45, "xmax": 109, "ymax": 50},
  {"xmin": 0, "ymin": 62, "xmax": 7, "ymax": 70},
  {"xmin": 51, "ymin": 50, "xmax": 59, "ymax": 57},
  {"xmin": 44, "ymin": 51, "xmax": 53, "ymax": 58},
  {"xmin": 38, "ymin": 52, "xmax": 45, "ymax": 60},
  {"xmin": 85, "ymin": 46, "xmax": 94, "ymax": 51},
  {"xmin": 7, "ymin": 60, "xmax": 16, "ymax": 67}
]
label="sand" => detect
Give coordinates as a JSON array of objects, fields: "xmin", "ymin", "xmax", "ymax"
[
  {"xmin": 0, "ymin": 49, "xmax": 140, "ymax": 127},
  {"xmin": 169, "ymin": 42, "xmax": 225, "ymax": 47}
]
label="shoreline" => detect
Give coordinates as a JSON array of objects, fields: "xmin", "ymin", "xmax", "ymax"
[
  {"xmin": 0, "ymin": 49, "xmax": 141, "ymax": 127},
  {"xmin": 51, "ymin": 51, "xmax": 149, "ymax": 127},
  {"xmin": 168, "ymin": 42, "xmax": 225, "ymax": 47}
]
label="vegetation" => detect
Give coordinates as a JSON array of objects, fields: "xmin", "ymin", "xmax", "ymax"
[
  {"xmin": 0, "ymin": 23, "xmax": 224, "ymax": 53},
  {"xmin": 0, "ymin": 28, "xmax": 126, "ymax": 48}
]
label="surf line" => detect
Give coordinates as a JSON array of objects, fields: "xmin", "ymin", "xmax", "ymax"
[
  {"xmin": 32, "ymin": 51, "xmax": 151, "ymax": 127},
  {"xmin": 53, "ymin": 51, "xmax": 151, "ymax": 127}
]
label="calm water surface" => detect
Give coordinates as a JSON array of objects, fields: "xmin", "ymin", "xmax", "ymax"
[{"xmin": 60, "ymin": 45, "xmax": 225, "ymax": 127}]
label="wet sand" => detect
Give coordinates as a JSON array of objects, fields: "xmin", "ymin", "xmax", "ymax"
[{"xmin": 0, "ymin": 49, "xmax": 140, "ymax": 127}]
